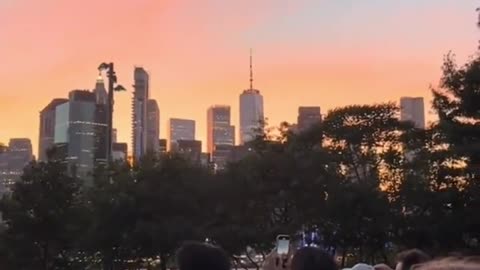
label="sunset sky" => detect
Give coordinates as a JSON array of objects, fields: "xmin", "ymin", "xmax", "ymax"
[{"xmin": 0, "ymin": 0, "xmax": 478, "ymax": 155}]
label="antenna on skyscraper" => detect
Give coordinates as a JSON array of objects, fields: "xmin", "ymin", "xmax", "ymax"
[{"xmin": 250, "ymin": 48, "xmax": 253, "ymax": 90}]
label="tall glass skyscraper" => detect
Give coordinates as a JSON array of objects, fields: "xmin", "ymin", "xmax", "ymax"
[
  {"xmin": 297, "ymin": 106, "xmax": 321, "ymax": 132},
  {"xmin": 132, "ymin": 67, "xmax": 150, "ymax": 163},
  {"xmin": 239, "ymin": 51, "xmax": 264, "ymax": 144},
  {"xmin": 38, "ymin": 98, "xmax": 68, "ymax": 161},
  {"xmin": 168, "ymin": 118, "xmax": 195, "ymax": 151},
  {"xmin": 400, "ymin": 97, "xmax": 425, "ymax": 129},
  {"xmin": 146, "ymin": 99, "xmax": 160, "ymax": 153},
  {"xmin": 0, "ymin": 138, "xmax": 33, "ymax": 194},
  {"xmin": 55, "ymin": 90, "xmax": 97, "ymax": 180},
  {"xmin": 207, "ymin": 105, "xmax": 235, "ymax": 170}
]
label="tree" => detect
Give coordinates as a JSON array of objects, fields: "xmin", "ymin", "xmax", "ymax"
[
  {"xmin": 132, "ymin": 154, "xmax": 208, "ymax": 270},
  {"xmin": 320, "ymin": 104, "xmax": 406, "ymax": 264},
  {"xmin": 0, "ymin": 159, "xmax": 84, "ymax": 270},
  {"xmin": 432, "ymin": 52, "xmax": 480, "ymax": 253},
  {"xmin": 83, "ymin": 161, "xmax": 138, "ymax": 270}
]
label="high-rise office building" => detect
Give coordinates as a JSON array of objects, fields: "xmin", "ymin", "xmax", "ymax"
[
  {"xmin": 297, "ymin": 106, "xmax": 322, "ymax": 132},
  {"xmin": 146, "ymin": 99, "xmax": 160, "ymax": 153},
  {"xmin": 132, "ymin": 67, "xmax": 150, "ymax": 163},
  {"xmin": 159, "ymin": 139, "xmax": 167, "ymax": 153},
  {"xmin": 7, "ymin": 138, "xmax": 33, "ymax": 172},
  {"xmin": 93, "ymin": 76, "xmax": 108, "ymax": 105},
  {"xmin": 94, "ymin": 103, "xmax": 108, "ymax": 164},
  {"xmin": 177, "ymin": 140, "xmax": 202, "ymax": 164},
  {"xmin": 0, "ymin": 144, "xmax": 8, "ymax": 195},
  {"xmin": 239, "ymin": 50, "xmax": 264, "ymax": 144},
  {"xmin": 168, "ymin": 118, "xmax": 195, "ymax": 151},
  {"xmin": 0, "ymin": 139, "xmax": 32, "ymax": 194},
  {"xmin": 207, "ymin": 105, "xmax": 235, "ymax": 170},
  {"xmin": 112, "ymin": 128, "xmax": 118, "ymax": 143},
  {"xmin": 55, "ymin": 90, "xmax": 97, "ymax": 179},
  {"xmin": 400, "ymin": 97, "xmax": 425, "ymax": 129},
  {"xmin": 38, "ymin": 98, "xmax": 68, "ymax": 161},
  {"xmin": 91, "ymin": 77, "xmax": 110, "ymax": 164},
  {"xmin": 112, "ymin": 143, "xmax": 128, "ymax": 161}
]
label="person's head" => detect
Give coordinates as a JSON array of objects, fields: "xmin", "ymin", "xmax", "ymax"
[
  {"xmin": 396, "ymin": 249, "xmax": 430, "ymax": 270},
  {"xmin": 373, "ymin": 264, "xmax": 393, "ymax": 270},
  {"xmin": 176, "ymin": 241, "xmax": 231, "ymax": 270},
  {"xmin": 351, "ymin": 264, "xmax": 374, "ymax": 270},
  {"xmin": 412, "ymin": 257, "xmax": 480, "ymax": 270},
  {"xmin": 291, "ymin": 247, "xmax": 337, "ymax": 270}
]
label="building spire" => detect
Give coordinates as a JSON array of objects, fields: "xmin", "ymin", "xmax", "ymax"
[{"xmin": 249, "ymin": 48, "xmax": 253, "ymax": 90}]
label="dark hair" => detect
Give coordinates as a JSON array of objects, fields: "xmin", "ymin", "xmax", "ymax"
[
  {"xmin": 396, "ymin": 249, "xmax": 430, "ymax": 270},
  {"xmin": 291, "ymin": 247, "xmax": 337, "ymax": 270},
  {"xmin": 176, "ymin": 242, "xmax": 231, "ymax": 270},
  {"xmin": 413, "ymin": 257, "xmax": 480, "ymax": 270}
]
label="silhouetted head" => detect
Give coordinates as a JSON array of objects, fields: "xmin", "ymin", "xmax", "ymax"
[
  {"xmin": 412, "ymin": 257, "xmax": 480, "ymax": 270},
  {"xmin": 291, "ymin": 247, "xmax": 337, "ymax": 270},
  {"xmin": 176, "ymin": 242, "xmax": 231, "ymax": 270},
  {"xmin": 373, "ymin": 263, "xmax": 393, "ymax": 270},
  {"xmin": 396, "ymin": 249, "xmax": 430, "ymax": 270}
]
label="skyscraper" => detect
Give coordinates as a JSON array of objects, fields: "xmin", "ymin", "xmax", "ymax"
[
  {"xmin": 168, "ymin": 118, "xmax": 195, "ymax": 151},
  {"xmin": 177, "ymin": 140, "xmax": 202, "ymax": 164},
  {"xmin": 239, "ymin": 50, "xmax": 264, "ymax": 144},
  {"xmin": 400, "ymin": 97, "xmax": 425, "ymax": 129},
  {"xmin": 297, "ymin": 106, "xmax": 322, "ymax": 132},
  {"xmin": 207, "ymin": 105, "xmax": 235, "ymax": 170},
  {"xmin": 0, "ymin": 139, "xmax": 33, "ymax": 193},
  {"xmin": 93, "ymin": 75, "xmax": 108, "ymax": 105},
  {"xmin": 132, "ymin": 67, "xmax": 150, "ymax": 162},
  {"xmin": 38, "ymin": 98, "xmax": 68, "ymax": 161},
  {"xmin": 146, "ymin": 99, "xmax": 160, "ymax": 153},
  {"xmin": 112, "ymin": 143, "xmax": 128, "ymax": 161},
  {"xmin": 55, "ymin": 90, "xmax": 97, "ymax": 179},
  {"xmin": 7, "ymin": 138, "xmax": 33, "ymax": 173},
  {"xmin": 0, "ymin": 144, "xmax": 8, "ymax": 195},
  {"xmin": 159, "ymin": 139, "xmax": 167, "ymax": 153},
  {"xmin": 112, "ymin": 128, "xmax": 118, "ymax": 143}
]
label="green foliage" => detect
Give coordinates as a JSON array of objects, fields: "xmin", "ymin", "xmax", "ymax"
[{"xmin": 0, "ymin": 160, "xmax": 84, "ymax": 269}]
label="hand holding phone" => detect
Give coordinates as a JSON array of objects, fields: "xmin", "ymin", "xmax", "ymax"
[{"xmin": 276, "ymin": 235, "xmax": 290, "ymax": 255}]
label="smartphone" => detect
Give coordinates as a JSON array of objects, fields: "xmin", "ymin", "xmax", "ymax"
[{"xmin": 276, "ymin": 235, "xmax": 290, "ymax": 255}]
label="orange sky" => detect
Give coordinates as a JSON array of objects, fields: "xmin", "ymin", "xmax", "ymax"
[{"xmin": 0, "ymin": 0, "xmax": 478, "ymax": 155}]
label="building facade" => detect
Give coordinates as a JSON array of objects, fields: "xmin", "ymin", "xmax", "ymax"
[
  {"xmin": 297, "ymin": 106, "xmax": 322, "ymax": 132},
  {"xmin": 55, "ymin": 90, "xmax": 97, "ymax": 180},
  {"xmin": 112, "ymin": 142, "xmax": 128, "ymax": 161},
  {"xmin": 38, "ymin": 98, "xmax": 69, "ymax": 161},
  {"xmin": 207, "ymin": 105, "xmax": 235, "ymax": 170},
  {"xmin": 159, "ymin": 139, "xmax": 167, "ymax": 153},
  {"xmin": 146, "ymin": 99, "xmax": 160, "ymax": 153},
  {"xmin": 132, "ymin": 67, "xmax": 150, "ymax": 163},
  {"xmin": 177, "ymin": 140, "xmax": 202, "ymax": 164},
  {"xmin": 168, "ymin": 118, "xmax": 195, "ymax": 151},
  {"xmin": 0, "ymin": 138, "xmax": 33, "ymax": 193},
  {"xmin": 239, "ymin": 90, "xmax": 264, "ymax": 145},
  {"xmin": 400, "ymin": 97, "xmax": 425, "ymax": 129}
]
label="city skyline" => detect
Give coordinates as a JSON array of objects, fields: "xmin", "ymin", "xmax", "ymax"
[{"xmin": 0, "ymin": 1, "xmax": 478, "ymax": 155}]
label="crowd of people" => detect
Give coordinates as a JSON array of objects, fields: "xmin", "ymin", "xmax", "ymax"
[{"xmin": 174, "ymin": 242, "xmax": 480, "ymax": 270}]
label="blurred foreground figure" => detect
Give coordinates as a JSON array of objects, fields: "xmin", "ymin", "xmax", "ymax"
[
  {"xmin": 373, "ymin": 264, "xmax": 393, "ymax": 270},
  {"xmin": 413, "ymin": 257, "xmax": 480, "ymax": 270},
  {"xmin": 395, "ymin": 249, "xmax": 430, "ymax": 270},
  {"xmin": 291, "ymin": 247, "xmax": 337, "ymax": 270},
  {"xmin": 176, "ymin": 242, "xmax": 231, "ymax": 270}
]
